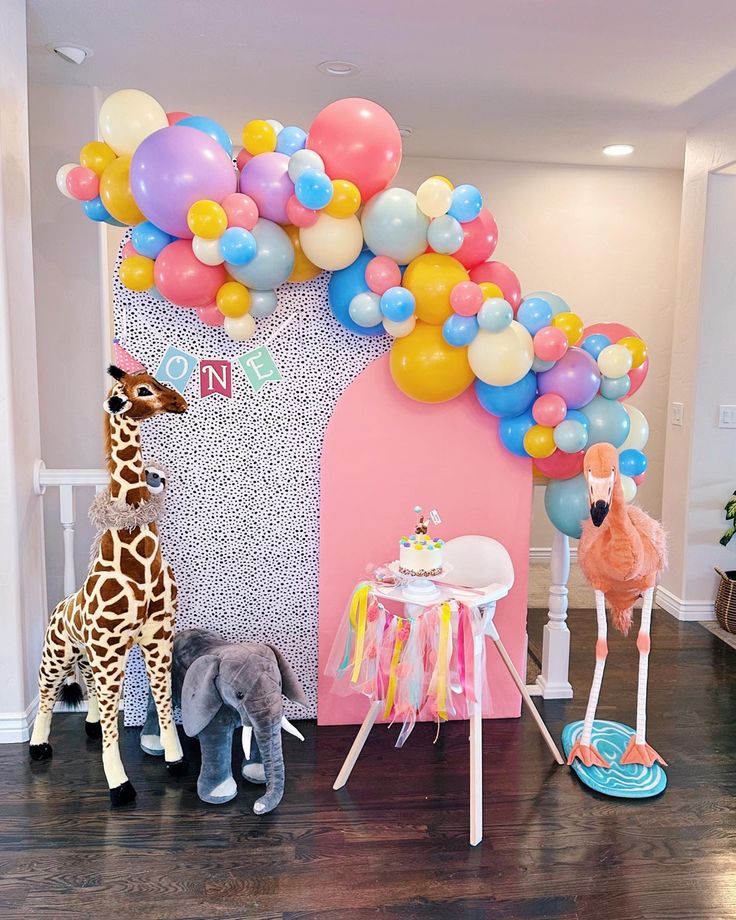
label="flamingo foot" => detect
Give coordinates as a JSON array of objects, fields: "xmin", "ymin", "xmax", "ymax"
[
  {"xmin": 566, "ymin": 740, "xmax": 611, "ymax": 769},
  {"xmin": 620, "ymin": 737, "xmax": 667, "ymax": 767}
]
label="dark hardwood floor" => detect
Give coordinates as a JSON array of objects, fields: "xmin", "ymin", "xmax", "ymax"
[{"xmin": 2, "ymin": 608, "xmax": 736, "ymax": 920}]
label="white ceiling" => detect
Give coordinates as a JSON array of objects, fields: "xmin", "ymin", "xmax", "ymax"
[{"xmin": 26, "ymin": 0, "xmax": 736, "ymax": 169}]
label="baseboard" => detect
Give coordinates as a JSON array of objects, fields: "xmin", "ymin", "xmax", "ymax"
[
  {"xmin": 0, "ymin": 697, "xmax": 37, "ymax": 744},
  {"xmin": 656, "ymin": 585, "xmax": 715, "ymax": 621},
  {"xmin": 530, "ymin": 546, "xmax": 578, "ymax": 562}
]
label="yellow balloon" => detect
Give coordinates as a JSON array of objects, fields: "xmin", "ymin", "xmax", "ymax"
[
  {"xmin": 98, "ymin": 89, "xmax": 168, "ymax": 156},
  {"xmin": 618, "ymin": 335, "xmax": 647, "ymax": 369},
  {"xmin": 403, "ymin": 253, "xmax": 468, "ymax": 326},
  {"xmin": 324, "ymin": 179, "xmax": 361, "ymax": 218},
  {"xmin": 299, "ymin": 213, "xmax": 363, "ymax": 271},
  {"xmin": 524, "ymin": 425, "xmax": 556, "ymax": 459},
  {"xmin": 242, "ymin": 119, "xmax": 277, "ymax": 155},
  {"xmin": 80, "ymin": 141, "xmax": 117, "ymax": 176},
  {"xmin": 187, "ymin": 200, "xmax": 227, "ymax": 240},
  {"xmin": 119, "ymin": 255, "xmax": 154, "ymax": 292},
  {"xmin": 99, "ymin": 156, "xmax": 145, "ymax": 225},
  {"xmin": 467, "ymin": 322, "xmax": 534, "ymax": 386},
  {"xmin": 416, "ymin": 176, "xmax": 453, "ymax": 219},
  {"xmin": 282, "ymin": 225, "xmax": 321, "ymax": 282},
  {"xmin": 551, "ymin": 311, "xmax": 584, "ymax": 346},
  {"xmin": 390, "ymin": 321, "xmax": 475, "ymax": 403},
  {"xmin": 216, "ymin": 281, "xmax": 251, "ymax": 318},
  {"xmin": 478, "ymin": 282, "xmax": 503, "ymax": 300}
]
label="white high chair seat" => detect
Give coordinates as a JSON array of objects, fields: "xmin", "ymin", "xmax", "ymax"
[{"xmin": 443, "ymin": 535, "xmax": 515, "ymax": 591}]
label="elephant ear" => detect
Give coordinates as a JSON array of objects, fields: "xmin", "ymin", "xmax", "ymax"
[
  {"xmin": 268, "ymin": 645, "xmax": 308, "ymax": 708},
  {"xmin": 181, "ymin": 654, "xmax": 222, "ymax": 736}
]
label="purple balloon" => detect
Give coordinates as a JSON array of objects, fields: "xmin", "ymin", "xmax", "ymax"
[
  {"xmin": 239, "ymin": 152, "xmax": 293, "ymax": 225},
  {"xmin": 537, "ymin": 346, "xmax": 601, "ymax": 410},
  {"xmin": 130, "ymin": 126, "xmax": 236, "ymax": 239}
]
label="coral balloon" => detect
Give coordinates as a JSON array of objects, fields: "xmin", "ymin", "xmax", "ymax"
[
  {"xmin": 119, "ymin": 255, "xmax": 154, "ymax": 292},
  {"xmin": 196, "ymin": 303, "xmax": 225, "ymax": 326},
  {"xmin": 299, "ymin": 213, "xmax": 363, "ymax": 271},
  {"xmin": 469, "ymin": 260, "xmax": 521, "ymax": 310},
  {"xmin": 324, "ymin": 179, "xmax": 361, "ymax": 218},
  {"xmin": 187, "ymin": 199, "xmax": 227, "ymax": 239},
  {"xmin": 524, "ymin": 425, "xmax": 556, "ymax": 459},
  {"xmin": 284, "ymin": 224, "xmax": 321, "ymax": 282},
  {"xmin": 361, "ymin": 188, "xmax": 429, "ymax": 264},
  {"xmin": 450, "ymin": 281, "xmax": 484, "ymax": 316},
  {"xmin": 66, "ymin": 166, "xmax": 99, "ymax": 201},
  {"xmin": 453, "ymin": 208, "xmax": 498, "ymax": 270},
  {"xmin": 154, "ymin": 239, "xmax": 227, "ymax": 308},
  {"xmin": 534, "ymin": 325, "xmax": 568, "ymax": 362},
  {"xmin": 285, "ymin": 195, "xmax": 319, "ymax": 229},
  {"xmin": 551, "ymin": 311, "xmax": 584, "ymax": 346},
  {"xmin": 365, "ymin": 256, "xmax": 401, "ymax": 295},
  {"xmin": 467, "ymin": 322, "xmax": 534, "ymax": 386},
  {"xmin": 242, "ymin": 119, "xmax": 277, "ymax": 156},
  {"xmin": 166, "ymin": 111, "xmax": 191, "ymax": 126},
  {"xmin": 535, "ymin": 449, "xmax": 585, "ymax": 481},
  {"xmin": 390, "ymin": 321, "xmax": 475, "ymax": 403},
  {"xmin": 98, "ymin": 89, "xmax": 168, "ymax": 156},
  {"xmin": 222, "ymin": 192, "xmax": 259, "ymax": 231},
  {"xmin": 216, "ymin": 281, "xmax": 251, "ymax": 318},
  {"xmin": 306, "ymin": 98, "xmax": 402, "ymax": 201},
  {"xmin": 236, "ymin": 148, "xmax": 252, "ymax": 171},
  {"xmin": 403, "ymin": 253, "xmax": 468, "ymax": 326},
  {"xmin": 239, "ymin": 152, "xmax": 293, "ymax": 225},
  {"xmin": 79, "ymin": 141, "xmax": 116, "ymax": 176},
  {"xmin": 533, "ymin": 394, "xmax": 567, "ymax": 427},
  {"xmin": 99, "ymin": 156, "xmax": 145, "ymax": 224}
]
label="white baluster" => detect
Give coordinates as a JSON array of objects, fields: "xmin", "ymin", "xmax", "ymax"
[
  {"xmin": 535, "ymin": 528, "xmax": 573, "ymax": 699},
  {"xmin": 59, "ymin": 483, "xmax": 77, "ymax": 596}
]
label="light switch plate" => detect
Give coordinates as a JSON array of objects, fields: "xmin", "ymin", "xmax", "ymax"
[
  {"xmin": 718, "ymin": 405, "xmax": 736, "ymax": 428},
  {"xmin": 671, "ymin": 402, "xmax": 684, "ymax": 426}
]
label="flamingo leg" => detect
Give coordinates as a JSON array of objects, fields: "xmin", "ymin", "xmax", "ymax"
[
  {"xmin": 620, "ymin": 587, "xmax": 667, "ymax": 767},
  {"xmin": 568, "ymin": 590, "xmax": 611, "ymax": 768}
]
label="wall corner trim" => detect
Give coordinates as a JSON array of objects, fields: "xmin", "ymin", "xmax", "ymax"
[{"xmin": 656, "ymin": 585, "xmax": 715, "ymax": 621}]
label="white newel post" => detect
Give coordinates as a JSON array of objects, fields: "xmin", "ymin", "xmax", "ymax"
[{"xmin": 535, "ymin": 528, "xmax": 573, "ymax": 699}]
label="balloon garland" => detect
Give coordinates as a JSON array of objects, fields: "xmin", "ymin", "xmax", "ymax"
[{"xmin": 58, "ymin": 89, "xmax": 651, "ymax": 538}]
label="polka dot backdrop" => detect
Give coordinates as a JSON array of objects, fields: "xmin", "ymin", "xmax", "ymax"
[{"xmin": 114, "ymin": 236, "xmax": 389, "ymax": 724}]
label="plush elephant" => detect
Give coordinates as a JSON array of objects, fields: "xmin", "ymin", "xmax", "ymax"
[{"xmin": 140, "ymin": 628, "xmax": 307, "ymax": 813}]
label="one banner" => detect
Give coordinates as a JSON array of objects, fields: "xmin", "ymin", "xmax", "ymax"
[
  {"xmin": 155, "ymin": 345, "xmax": 198, "ymax": 394},
  {"xmin": 238, "ymin": 344, "xmax": 281, "ymax": 393},
  {"xmin": 200, "ymin": 358, "xmax": 232, "ymax": 399}
]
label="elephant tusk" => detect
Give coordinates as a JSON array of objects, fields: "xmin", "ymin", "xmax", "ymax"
[
  {"xmin": 242, "ymin": 725, "xmax": 253, "ymax": 759},
  {"xmin": 281, "ymin": 715, "xmax": 305, "ymax": 741}
]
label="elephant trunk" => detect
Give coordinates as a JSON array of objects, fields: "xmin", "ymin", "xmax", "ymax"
[{"xmin": 249, "ymin": 711, "xmax": 285, "ymax": 815}]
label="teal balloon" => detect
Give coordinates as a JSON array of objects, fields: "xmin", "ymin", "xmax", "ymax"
[
  {"xmin": 580, "ymin": 395, "xmax": 630, "ymax": 447},
  {"xmin": 427, "ymin": 214, "xmax": 464, "ymax": 254},
  {"xmin": 545, "ymin": 474, "xmax": 589, "ymax": 538},
  {"xmin": 226, "ymin": 219, "xmax": 294, "ymax": 290},
  {"xmin": 361, "ymin": 188, "xmax": 429, "ymax": 263},
  {"xmin": 478, "ymin": 297, "xmax": 513, "ymax": 331},
  {"xmin": 600, "ymin": 374, "xmax": 631, "ymax": 400},
  {"xmin": 349, "ymin": 291, "xmax": 382, "ymax": 328},
  {"xmin": 524, "ymin": 290, "xmax": 570, "ymax": 316},
  {"xmin": 565, "ymin": 409, "xmax": 590, "ymax": 433},
  {"xmin": 532, "ymin": 356, "xmax": 556, "ymax": 373},
  {"xmin": 553, "ymin": 419, "xmax": 588, "ymax": 453},
  {"xmin": 249, "ymin": 289, "xmax": 277, "ymax": 318}
]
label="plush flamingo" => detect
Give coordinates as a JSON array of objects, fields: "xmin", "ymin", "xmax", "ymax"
[{"xmin": 568, "ymin": 442, "xmax": 668, "ymax": 770}]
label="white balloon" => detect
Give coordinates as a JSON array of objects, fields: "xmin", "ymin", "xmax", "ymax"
[
  {"xmin": 224, "ymin": 314, "xmax": 256, "ymax": 341},
  {"xmin": 299, "ymin": 213, "xmax": 363, "ymax": 271},
  {"xmin": 266, "ymin": 119, "xmax": 284, "ymax": 135},
  {"xmin": 621, "ymin": 474, "xmax": 637, "ymax": 503},
  {"xmin": 621, "ymin": 404, "xmax": 650, "ymax": 451},
  {"xmin": 416, "ymin": 177, "xmax": 452, "ymax": 219},
  {"xmin": 192, "ymin": 236, "xmax": 224, "ymax": 266},
  {"xmin": 287, "ymin": 149, "xmax": 324, "ymax": 183},
  {"xmin": 98, "ymin": 89, "xmax": 168, "ymax": 156},
  {"xmin": 467, "ymin": 321, "xmax": 534, "ymax": 386},
  {"xmin": 56, "ymin": 163, "xmax": 78, "ymax": 198},
  {"xmin": 598, "ymin": 343, "xmax": 632, "ymax": 379},
  {"xmin": 384, "ymin": 315, "xmax": 416, "ymax": 338}
]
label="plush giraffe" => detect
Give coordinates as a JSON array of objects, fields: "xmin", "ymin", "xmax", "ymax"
[{"xmin": 29, "ymin": 365, "xmax": 188, "ymax": 806}]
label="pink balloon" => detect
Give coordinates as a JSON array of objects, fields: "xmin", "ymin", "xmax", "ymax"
[
  {"xmin": 534, "ymin": 326, "xmax": 568, "ymax": 361},
  {"xmin": 633, "ymin": 471, "xmax": 647, "ymax": 486},
  {"xmin": 306, "ymin": 98, "xmax": 402, "ymax": 201},
  {"xmin": 121, "ymin": 240, "xmax": 136, "ymax": 260},
  {"xmin": 66, "ymin": 166, "xmax": 99, "ymax": 201},
  {"xmin": 154, "ymin": 240, "xmax": 227, "ymax": 308},
  {"xmin": 365, "ymin": 256, "xmax": 401, "ymax": 295},
  {"xmin": 453, "ymin": 209, "xmax": 498, "ymax": 270},
  {"xmin": 222, "ymin": 192, "xmax": 259, "ymax": 230},
  {"xmin": 469, "ymin": 260, "xmax": 521, "ymax": 310},
  {"xmin": 450, "ymin": 281, "xmax": 483, "ymax": 316},
  {"xmin": 166, "ymin": 111, "xmax": 191, "ymax": 126},
  {"xmin": 236, "ymin": 148, "xmax": 253, "ymax": 171},
  {"xmin": 286, "ymin": 194, "xmax": 319, "ymax": 228},
  {"xmin": 239, "ymin": 152, "xmax": 293, "ymax": 224},
  {"xmin": 196, "ymin": 302, "xmax": 225, "ymax": 326},
  {"xmin": 582, "ymin": 321, "xmax": 649, "ymax": 397},
  {"xmin": 533, "ymin": 394, "xmax": 567, "ymax": 427},
  {"xmin": 535, "ymin": 449, "xmax": 585, "ymax": 481}
]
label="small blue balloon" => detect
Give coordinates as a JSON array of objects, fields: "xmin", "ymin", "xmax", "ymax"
[
  {"xmin": 295, "ymin": 168, "xmax": 333, "ymax": 210},
  {"xmin": 580, "ymin": 395, "xmax": 630, "ymax": 447},
  {"xmin": 83, "ymin": 196, "xmax": 111, "ymax": 222},
  {"xmin": 349, "ymin": 291, "xmax": 383, "ymax": 328},
  {"xmin": 565, "ymin": 409, "xmax": 590, "ymax": 432},
  {"xmin": 148, "ymin": 286, "xmax": 165, "ymax": 301},
  {"xmin": 131, "ymin": 221, "xmax": 172, "ymax": 259},
  {"xmin": 477, "ymin": 297, "xmax": 513, "ymax": 332},
  {"xmin": 544, "ymin": 474, "xmax": 589, "ymax": 538},
  {"xmin": 553, "ymin": 419, "xmax": 588, "ymax": 454},
  {"xmin": 328, "ymin": 250, "xmax": 384, "ymax": 336},
  {"xmin": 250, "ymin": 289, "xmax": 278, "ymax": 318},
  {"xmin": 427, "ymin": 214, "xmax": 464, "ymax": 254},
  {"xmin": 619, "ymin": 448, "xmax": 647, "ymax": 478},
  {"xmin": 178, "ymin": 116, "xmax": 233, "ymax": 157},
  {"xmin": 380, "ymin": 286, "xmax": 415, "ymax": 323},
  {"xmin": 448, "ymin": 184, "xmax": 483, "ymax": 223},
  {"xmin": 219, "ymin": 227, "xmax": 257, "ymax": 265},
  {"xmin": 517, "ymin": 297, "xmax": 553, "ymax": 335},
  {"xmin": 498, "ymin": 408, "xmax": 535, "ymax": 457},
  {"xmin": 581, "ymin": 333, "xmax": 612, "ymax": 359},
  {"xmin": 524, "ymin": 290, "xmax": 570, "ymax": 316},
  {"xmin": 476, "ymin": 371, "xmax": 537, "ymax": 419},
  {"xmin": 443, "ymin": 314, "xmax": 478, "ymax": 347},
  {"xmin": 276, "ymin": 125, "xmax": 307, "ymax": 156},
  {"xmin": 600, "ymin": 374, "xmax": 631, "ymax": 400}
]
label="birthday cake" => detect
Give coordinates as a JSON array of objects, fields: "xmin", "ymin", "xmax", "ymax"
[{"xmin": 399, "ymin": 506, "xmax": 444, "ymax": 577}]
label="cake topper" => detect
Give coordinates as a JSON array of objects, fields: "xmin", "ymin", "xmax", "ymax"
[{"xmin": 413, "ymin": 505, "xmax": 441, "ymax": 535}]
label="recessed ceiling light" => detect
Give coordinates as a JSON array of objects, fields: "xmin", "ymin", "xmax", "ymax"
[
  {"xmin": 49, "ymin": 43, "xmax": 91, "ymax": 65},
  {"xmin": 399, "ymin": 125, "xmax": 413, "ymax": 138},
  {"xmin": 317, "ymin": 60, "xmax": 360, "ymax": 76},
  {"xmin": 602, "ymin": 144, "xmax": 634, "ymax": 157}
]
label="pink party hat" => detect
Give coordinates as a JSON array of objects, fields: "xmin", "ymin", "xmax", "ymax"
[{"xmin": 112, "ymin": 338, "xmax": 146, "ymax": 374}]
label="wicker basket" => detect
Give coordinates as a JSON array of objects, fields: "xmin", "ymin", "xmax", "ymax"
[{"xmin": 714, "ymin": 568, "xmax": 736, "ymax": 633}]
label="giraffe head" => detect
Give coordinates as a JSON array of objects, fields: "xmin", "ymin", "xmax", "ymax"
[
  {"xmin": 105, "ymin": 365, "xmax": 187, "ymax": 421},
  {"xmin": 584, "ymin": 442, "xmax": 619, "ymax": 527}
]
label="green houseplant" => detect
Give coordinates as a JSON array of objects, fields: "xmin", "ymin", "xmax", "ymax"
[{"xmin": 715, "ymin": 490, "xmax": 736, "ymax": 632}]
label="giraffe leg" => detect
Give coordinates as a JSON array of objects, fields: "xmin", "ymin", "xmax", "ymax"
[
  {"xmin": 30, "ymin": 603, "xmax": 77, "ymax": 760},
  {"xmin": 93, "ymin": 651, "xmax": 137, "ymax": 806},
  {"xmin": 78, "ymin": 655, "xmax": 102, "ymax": 739}
]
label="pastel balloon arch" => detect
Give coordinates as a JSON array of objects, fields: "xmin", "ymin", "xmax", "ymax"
[{"xmin": 57, "ymin": 89, "xmax": 651, "ymax": 538}]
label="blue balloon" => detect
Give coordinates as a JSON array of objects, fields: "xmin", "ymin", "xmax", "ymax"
[
  {"xmin": 427, "ymin": 214, "xmax": 464, "ymax": 254},
  {"xmin": 532, "ymin": 356, "xmax": 556, "ymax": 373},
  {"xmin": 619, "ymin": 448, "xmax": 647, "ymax": 478},
  {"xmin": 443, "ymin": 314, "xmax": 478, "ymax": 347},
  {"xmin": 476, "ymin": 371, "xmax": 537, "ymax": 418},
  {"xmin": 349, "ymin": 291, "xmax": 382, "ymax": 328},
  {"xmin": 544, "ymin": 474, "xmax": 589, "ymax": 538},
  {"xmin": 226, "ymin": 219, "xmax": 294, "ymax": 290},
  {"xmin": 553, "ymin": 419, "xmax": 588, "ymax": 454},
  {"xmin": 565, "ymin": 409, "xmax": 590, "ymax": 432},
  {"xmin": 328, "ymin": 250, "xmax": 384, "ymax": 336},
  {"xmin": 131, "ymin": 221, "xmax": 172, "ymax": 259},
  {"xmin": 380, "ymin": 286, "xmax": 415, "ymax": 323},
  {"xmin": 249, "ymin": 289, "xmax": 277, "ymax": 318},
  {"xmin": 477, "ymin": 297, "xmax": 513, "ymax": 332},
  {"xmin": 600, "ymin": 374, "xmax": 631, "ymax": 400},
  {"xmin": 83, "ymin": 196, "xmax": 111, "ymax": 222},
  {"xmin": 295, "ymin": 168, "xmax": 333, "ymax": 210},
  {"xmin": 448, "ymin": 184, "xmax": 483, "ymax": 223},
  {"xmin": 498, "ymin": 408, "xmax": 535, "ymax": 457},
  {"xmin": 517, "ymin": 297, "xmax": 553, "ymax": 335},
  {"xmin": 361, "ymin": 188, "xmax": 429, "ymax": 263},
  {"xmin": 219, "ymin": 227, "xmax": 257, "ymax": 265},
  {"xmin": 177, "ymin": 116, "xmax": 233, "ymax": 157},
  {"xmin": 580, "ymin": 395, "xmax": 631, "ymax": 447},
  {"xmin": 524, "ymin": 290, "xmax": 570, "ymax": 316},
  {"xmin": 581, "ymin": 333, "xmax": 612, "ymax": 359},
  {"xmin": 276, "ymin": 125, "xmax": 307, "ymax": 156}
]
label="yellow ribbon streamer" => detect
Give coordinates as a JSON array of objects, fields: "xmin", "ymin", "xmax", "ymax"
[
  {"xmin": 383, "ymin": 629, "xmax": 405, "ymax": 719},
  {"xmin": 436, "ymin": 602, "xmax": 452, "ymax": 720},
  {"xmin": 350, "ymin": 584, "xmax": 371, "ymax": 684}
]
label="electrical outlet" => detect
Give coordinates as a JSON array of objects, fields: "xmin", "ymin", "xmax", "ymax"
[
  {"xmin": 718, "ymin": 405, "xmax": 736, "ymax": 428},
  {"xmin": 671, "ymin": 402, "xmax": 684, "ymax": 426}
]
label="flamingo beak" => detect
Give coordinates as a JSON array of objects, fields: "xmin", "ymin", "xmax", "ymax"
[{"xmin": 586, "ymin": 470, "xmax": 614, "ymax": 527}]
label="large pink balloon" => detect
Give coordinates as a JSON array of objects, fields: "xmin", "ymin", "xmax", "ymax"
[
  {"xmin": 453, "ymin": 208, "xmax": 498, "ymax": 270},
  {"xmin": 469, "ymin": 260, "xmax": 521, "ymax": 310},
  {"xmin": 239, "ymin": 152, "xmax": 293, "ymax": 224},
  {"xmin": 306, "ymin": 98, "xmax": 402, "ymax": 202},
  {"xmin": 535, "ymin": 449, "xmax": 584, "ymax": 480},
  {"xmin": 583, "ymin": 321, "xmax": 649, "ymax": 397},
  {"xmin": 154, "ymin": 240, "xmax": 227, "ymax": 308},
  {"xmin": 130, "ymin": 126, "xmax": 236, "ymax": 239}
]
